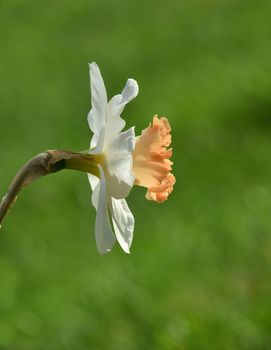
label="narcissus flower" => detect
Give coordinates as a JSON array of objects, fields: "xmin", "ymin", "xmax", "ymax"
[
  {"xmin": 0, "ymin": 62, "xmax": 175, "ymax": 255},
  {"xmin": 85, "ymin": 63, "xmax": 175, "ymax": 254}
]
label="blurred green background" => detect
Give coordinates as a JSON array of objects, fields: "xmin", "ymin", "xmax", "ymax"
[{"xmin": 0, "ymin": 0, "xmax": 271, "ymax": 349}]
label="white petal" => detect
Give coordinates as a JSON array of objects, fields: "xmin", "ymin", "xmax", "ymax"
[
  {"xmin": 87, "ymin": 62, "xmax": 108, "ymax": 150},
  {"xmin": 110, "ymin": 198, "xmax": 134, "ymax": 254},
  {"xmin": 92, "ymin": 166, "xmax": 115, "ymax": 254},
  {"xmin": 87, "ymin": 173, "xmax": 99, "ymax": 210},
  {"xmin": 105, "ymin": 127, "xmax": 135, "ymax": 199},
  {"xmin": 89, "ymin": 128, "xmax": 105, "ymax": 154},
  {"xmin": 103, "ymin": 115, "xmax": 126, "ymax": 148},
  {"xmin": 108, "ymin": 79, "xmax": 139, "ymax": 118},
  {"xmin": 103, "ymin": 79, "xmax": 138, "ymax": 147}
]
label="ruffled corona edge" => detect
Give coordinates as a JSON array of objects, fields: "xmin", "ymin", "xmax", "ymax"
[{"xmin": 132, "ymin": 115, "xmax": 176, "ymax": 203}]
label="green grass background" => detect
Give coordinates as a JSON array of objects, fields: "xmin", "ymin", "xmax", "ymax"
[{"xmin": 0, "ymin": 0, "xmax": 271, "ymax": 349}]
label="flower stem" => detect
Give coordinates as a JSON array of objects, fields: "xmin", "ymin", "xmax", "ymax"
[{"xmin": 0, "ymin": 149, "xmax": 102, "ymax": 228}]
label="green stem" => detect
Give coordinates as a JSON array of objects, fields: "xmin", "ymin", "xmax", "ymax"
[{"xmin": 0, "ymin": 149, "xmax": 103, "ymax": 227}]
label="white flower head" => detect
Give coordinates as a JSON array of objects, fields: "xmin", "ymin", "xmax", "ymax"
[
  {"xmin": 87, "ymin": 62, "xmax": 138, "ymax": 254},
  {"xmin": 0, "ymin": 62, "xmax": 175, "ymax": 253}
]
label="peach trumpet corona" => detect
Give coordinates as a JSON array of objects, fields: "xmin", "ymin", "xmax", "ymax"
[{"xmin": 133, "ymin": 115, "xmax": 176, "ymax": 203}]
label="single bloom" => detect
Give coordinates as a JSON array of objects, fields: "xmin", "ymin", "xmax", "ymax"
[
  {"xmin": 0, "ymin": 62, "xmax": 175, "ymax": 255},
  {"xmin": 86, "ymin": 63, "xmax": 175, "ymax": 255}
]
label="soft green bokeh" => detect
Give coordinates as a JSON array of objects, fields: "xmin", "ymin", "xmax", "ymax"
[{"xmin": 0, "ymin": 0, "xmax": 271, "ymax": 349}]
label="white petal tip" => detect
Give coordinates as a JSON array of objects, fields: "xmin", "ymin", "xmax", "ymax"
[
  {"xmin": 127, "ymin": 78, "xmax": 138, "ymax": 86},
  {"xmin": 127, "ymin": 79, "xmax": 139, "ymax": 95},
  {"xmin": 118, "ymin": 238, "xmax": 132, "ymax": 254},
  {"xmin": 89, "ymin": 62, "xmax": 100, "ymax": 75},
  {"xmin": 98, "ymin": 248, "xmax": 112, "ymax": 255},
  {"xmin": 89, "ymin": 61, "xmax": 97, "ymax": 67},
  {"xmin": 122, "ymin": 246, "xmax": 130, "ymax": 254}
]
